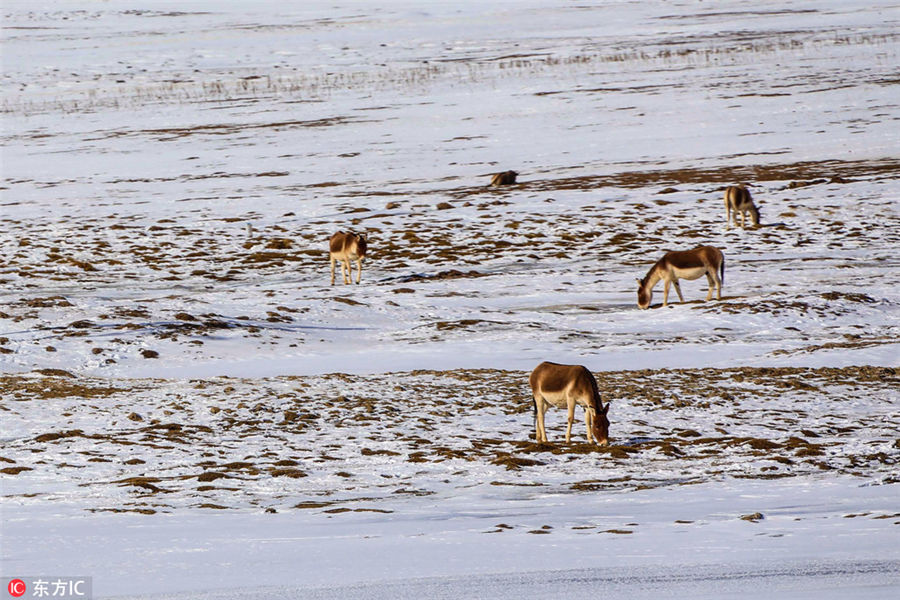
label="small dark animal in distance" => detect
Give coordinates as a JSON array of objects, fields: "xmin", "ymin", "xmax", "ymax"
[{"xmin": 489, "ymin": 170, "xmax": 518, "ymax": 186}]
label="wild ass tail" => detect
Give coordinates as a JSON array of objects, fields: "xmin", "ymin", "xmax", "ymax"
[{"xmin": 720, "ymin": 255, "xmax": 726, "ymax": 286}]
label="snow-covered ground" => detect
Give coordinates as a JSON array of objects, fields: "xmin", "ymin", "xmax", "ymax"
[{"xmin": 1, "ymin": 1, "xmax": 898, "ymax": 598}]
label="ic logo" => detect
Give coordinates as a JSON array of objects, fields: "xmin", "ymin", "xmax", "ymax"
[{"xmin": 7, "ymin": 579, "xmax": 26, "ymax": 597}]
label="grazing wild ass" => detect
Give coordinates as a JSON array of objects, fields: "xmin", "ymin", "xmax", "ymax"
[
  {"xmin": 489, "ymin": 170, "xmax": 518, "ymax": 186},
  {"xmin": 637, "ymin": 245, "xmax": 724, "ymax": 309},
  {"xmin": 529, "ymin": 361, "xmax": 610, "ymax": 445},
  {"xmin": 724, "ymin": 185, "xmax": 761, "ymax": 228},
  {"xmin": 329, "ymin": 231, "xmax": 367, "ymax": 285}
]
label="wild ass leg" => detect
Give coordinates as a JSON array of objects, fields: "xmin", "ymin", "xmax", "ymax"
[
  {"xmin": 673, "ymin": 279, "xmax": 685, "ymax": 303},
  {"xmin": 726, "ymin": 203, "xmax": 732, "ymax": 229},
  {"xmin": 662, "ymin": 279, "xmax": 671, "ymax": 307},
  {"xmin": 342, "ymin": 260, "xmax": 351, "ymax": 284},
  {"xmin": 584, "ymin": 408, "xmax": 595, "ymax": 444},
  {"xmin": 534, "ymin": 395, "xmax": 548, "ymax": 442},
  {"xmin": 355, "ymin": 258, "xmax": 363, "ymax": 284},
  {"xmin": 565, "ymin": 397, "xmax": 576, "ymax": 444},
  {"xmin": 330, "ymin": 256, "xmax": 337, "ymax": 285},
  {"xmin": 705, "ymin": 272, "xmax": 715, "ymax": 301}
]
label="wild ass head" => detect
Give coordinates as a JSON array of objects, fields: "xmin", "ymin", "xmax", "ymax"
[
  {"xmin": 354, "ymin": 232, "xmax": 368, "ymax": 257},
  {"xmin": 636, "ymin": 277, "xmax": 652, "ymax": 309},
  {"xmin": 748, "ymin": 203, "xmax": 761, "ymax": 226}
]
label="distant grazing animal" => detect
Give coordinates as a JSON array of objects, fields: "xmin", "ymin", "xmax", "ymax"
[
  {"xmin": 489, "ymin": 170, "xmax": 518, "ymax": 186},
  {"xmin": 529, "ymin": 361, "xmax": 610, "ymax": 446},
  {"xmin": 636, "ymin": 245, "xmax": 724, "ymax": 309},
  {"xmin": 329, "ymin": 231, "xmax": 367, "ymax": 285},
  {"xmin": 724, "ymin": 185, "xmax": 760, "ymax": 228}
]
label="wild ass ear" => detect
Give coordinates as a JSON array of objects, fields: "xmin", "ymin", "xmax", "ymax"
[
  {"xmin": 601, "ymin": 402, "xmax": 610, "ymax": 415},
  {"xmin": 635, "ymin": 278, "xmax": 642, "ymax": 285}
]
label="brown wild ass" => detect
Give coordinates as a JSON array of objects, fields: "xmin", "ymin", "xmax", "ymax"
[
  {"xmin": 489, "ymin": 170, "xmax": 518, "ymax": 186},
  {"xmin": 329, "ymin": 231, "xmax": 368, "ymax": 285},
  {"xmin": 724, "ymin": 185, "xmax": 761, "ymax": 228},
  {"xmin": 529, "ymin": 361, "xmax": 610, "ymax": 445},
  {"xmin": 636, "ymin": 245, "xmax": 724, "ymax": 309}
]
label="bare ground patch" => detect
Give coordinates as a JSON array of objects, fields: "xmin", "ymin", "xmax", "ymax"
[{"xmin": 1, "ymin": 366, "xmax": 896, "ymax": 514}]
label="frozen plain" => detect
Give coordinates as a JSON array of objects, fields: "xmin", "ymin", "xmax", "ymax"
[{"xmin": 1, "ymin": 0, "xmax": 899, "ymax": 598}]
